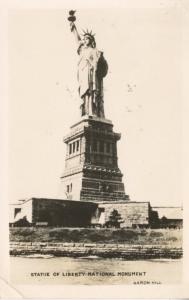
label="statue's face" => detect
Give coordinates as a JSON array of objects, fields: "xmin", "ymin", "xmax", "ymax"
[{"xmin": 83, "ymin": 35, "xmax": 92, "ymax": 46}]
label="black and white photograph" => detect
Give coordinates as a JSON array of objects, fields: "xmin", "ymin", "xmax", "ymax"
[{"xmin": 1, "ymin": 0, "xmax": 189, "ymax": 298}]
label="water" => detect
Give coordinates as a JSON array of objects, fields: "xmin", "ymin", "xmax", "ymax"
[{"xmin": 10, "ymin": 256, "xmax": 182, "ymax": 285}]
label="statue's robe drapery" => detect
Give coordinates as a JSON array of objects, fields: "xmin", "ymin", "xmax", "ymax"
[{"xmin": 77, "ymin": 43, "xmax": 108, "ymax": 117}]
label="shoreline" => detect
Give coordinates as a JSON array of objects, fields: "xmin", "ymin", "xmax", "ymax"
[{"xmin": 10, "ymin": 242, "xmax": 182, "ymax": 259}]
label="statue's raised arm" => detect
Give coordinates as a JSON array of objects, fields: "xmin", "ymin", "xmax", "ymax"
[
  {"xmin": 70, "ymin": 22, "xmax": 81, "ymax": 45},
  {"xmin": 67, "ymin": 10, "xmax": 108, "ymax": 118}
]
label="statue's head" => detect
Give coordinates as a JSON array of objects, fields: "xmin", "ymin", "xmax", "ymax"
[{"xmin": 82, "ymin": 30, "xmax": 96, "ymax": 48}]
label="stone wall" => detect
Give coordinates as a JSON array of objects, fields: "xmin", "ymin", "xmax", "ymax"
[
  {"xmin": 98, "ymin": 201, "xmax": 150, "ymax": 227},
  {"xmin": 10, "ymin": 198, "xmax": 152, "ymax": 228},
  {"xmin": 31, "ymin": 198, "xmax": 98, "ymax": 227},
  {"xmin": 10, "ymin": 198, "xmax": 98, "ymax": 227},
  {"xmin": 10, "ymin": 242, "xmax": 182, "ymax": 259}
]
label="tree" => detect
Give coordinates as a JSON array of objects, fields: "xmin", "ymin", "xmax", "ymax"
[{"xmin": 105, "ymin": 209, "xmax": 123, "ymax": 228}]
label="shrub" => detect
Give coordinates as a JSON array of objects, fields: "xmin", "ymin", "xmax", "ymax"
[{"xmin": 149, "ymin": 231, "xmax": 163, "ymax": 238}]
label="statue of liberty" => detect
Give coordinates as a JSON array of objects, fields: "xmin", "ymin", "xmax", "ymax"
[{"xmin": 68, "ymin": 11, "xmax": 108, "ymax": 118}]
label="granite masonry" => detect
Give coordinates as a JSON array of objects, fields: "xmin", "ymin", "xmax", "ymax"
[{"xmin": 60, "ymin": 116, "xmax": 127, "ymax": 202}]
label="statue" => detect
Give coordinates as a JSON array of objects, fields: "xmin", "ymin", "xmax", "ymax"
[{"xmin": 68, "ymin": 11, "xmax": 108, "ymax": 118}]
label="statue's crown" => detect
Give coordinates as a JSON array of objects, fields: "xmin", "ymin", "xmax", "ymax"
[{"xmin": 82, "ymin": 29, "xmax": 95, "ymax": 39}]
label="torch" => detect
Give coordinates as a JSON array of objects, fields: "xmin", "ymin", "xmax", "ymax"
[{"xmin": 68, "ymin": 10, "xmax": 76, "ymax": 32}]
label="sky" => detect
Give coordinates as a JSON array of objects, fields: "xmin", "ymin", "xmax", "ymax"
[{"xmin": 8, "ymin": 6, "xmax": 182, "ymax": 206}]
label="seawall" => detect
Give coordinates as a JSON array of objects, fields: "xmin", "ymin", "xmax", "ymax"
[{"xmin": 10, "ymin": 242, "xmax": 182, "ymax": 259}]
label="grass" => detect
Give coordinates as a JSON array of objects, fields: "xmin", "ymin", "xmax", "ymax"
[{"xmin": 9, "ymin": 227, "xmax": 182, "ymax": 247}]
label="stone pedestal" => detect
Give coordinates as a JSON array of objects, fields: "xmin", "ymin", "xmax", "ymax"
[{"xmin": 60, "ymin": 116, "xmax": 128, "ymax": 202}]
